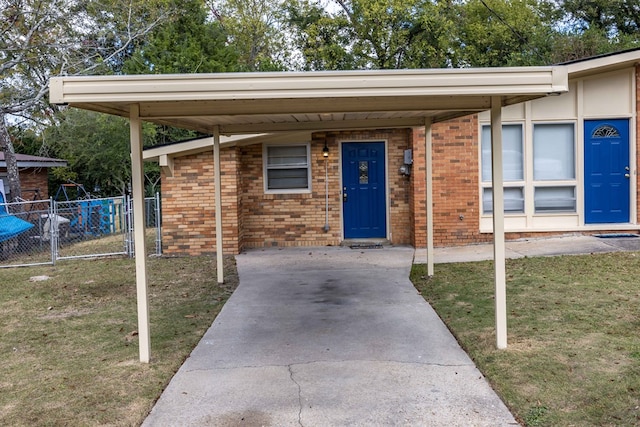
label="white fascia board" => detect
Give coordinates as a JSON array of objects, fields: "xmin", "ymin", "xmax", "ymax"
[
  {"xmin": 567, "ymin": 50, "xmax": 640, "ymax": 78},
  {"xmin": 143, "ymin": 134, "xmax": 253, "ymax": 160},
  {"xmin": 143, "ymin": 136, "xmax": 211, "ymax": 161},
  {"xmin": 50, "ymin": 67, "xmax": 568, "ymax": 105},
  {"xmin": 143, "ymin": 131, "xmax": 313, "ymax": 161}
]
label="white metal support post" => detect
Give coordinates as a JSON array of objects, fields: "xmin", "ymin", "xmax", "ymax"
[
  {"xmin": 213, "ymin": 127, "xmax": 224, "ymax": 284},
  {"xmin": 130, "ymin": 104, "xmax": 151, "ymax": 363},
  {"xmin": 425, "ymin": 119, "xmax": 435, "ymax": 277},
  {"xmin": 490, "ymin": 96, "xmax": 508, "ymax": 349}
]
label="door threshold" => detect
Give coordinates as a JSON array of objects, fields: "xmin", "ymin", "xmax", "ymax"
[{"xmin": 341, "ymin": 238, "xmax": 390, "ymax": 249}]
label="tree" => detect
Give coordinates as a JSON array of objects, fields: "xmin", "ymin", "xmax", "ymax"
[
  {"xmin": 550, "ymin": 0, "xmax": 640, "ymax": 63},
  {"xmin": 453, "ymin": 0, "xmax": 557, "ymax": 67},
  {"xmin": 210, "ymin": 0, "xmax": 291, "ymax": 71},
  {"xmin": 0, "ymin": 0, "xmax": 175, "ymax": 201},
  {"xmin": 560, "ymin": 0, "xmax": 640, "ymax": 35},
  {"xmin": 44, "ymin": 108, "xmax": 159, "ymax": 197},
  {"xmin": 283, "ymin": 0, "xmax": 357, "ymax": 70},
  {"xmin": 124, "ymin": 0, "xmax": 239, "ymax": 74},
  {"xmin": 284, "ymin": 0, "xmax": 457, "ymax": 70}
]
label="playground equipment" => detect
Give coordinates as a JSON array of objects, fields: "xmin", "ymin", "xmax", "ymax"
[{"xmin": 54, "ymin": 182, "xmax": 122, "ymax": 238}]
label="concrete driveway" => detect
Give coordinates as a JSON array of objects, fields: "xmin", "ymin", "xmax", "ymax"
[{"xmin": 142, "ymin": 246, "xmax": 518, "ymax": 426}]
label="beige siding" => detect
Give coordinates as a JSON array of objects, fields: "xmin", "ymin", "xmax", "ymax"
[{"xmin": 583, "ymin": 69, "xmax": 634, "ymax": 117}]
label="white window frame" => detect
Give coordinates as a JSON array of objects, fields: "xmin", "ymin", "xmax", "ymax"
[
  {"xmin": 480, "ymin": 123, "xmax": 526, "ymax": 215},
  {"xmin": 479, "ymin": 120, "xmax": 578, "ymax": 224},
  {"xmin": 263, "ymin": 143, "xmax": 312, "ymax": 194},
  {"xmin": 532, "ymin": 122, "xmax": 577, "ymax": 214}
]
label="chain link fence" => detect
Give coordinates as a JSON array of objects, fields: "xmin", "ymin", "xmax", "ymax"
[
  {"xmin": 0, "ymin": 193, "xmax": 161, "ymax": 268},
  {"xmin": 0, "ymin": 199, "xmax": 54, "ymax": 267}
]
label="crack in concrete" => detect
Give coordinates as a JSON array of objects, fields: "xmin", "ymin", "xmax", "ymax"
[
  {"xmin": 184, "ymin": 358, "xmax": 474, "ymax": 373},
  {"xmin": 288, "ymin": 364, "xmax": 304, "ymax": 427}
]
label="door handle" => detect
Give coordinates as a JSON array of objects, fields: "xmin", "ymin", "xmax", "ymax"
[
  {"xmin": 625, "ymin": 173, "xmax": 631, "ymax": 178},
  {"xmin": 343, "ymin": 192, "xmax": 348, "ymax": 202}
]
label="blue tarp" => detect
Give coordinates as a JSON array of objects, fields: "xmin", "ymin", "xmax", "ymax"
[{"xmin": 0, "ymin": 193, "xmax": 34, "ymax": 243}]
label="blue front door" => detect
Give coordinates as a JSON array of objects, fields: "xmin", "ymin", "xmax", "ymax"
[
  {"xmin": 342, "ymin": 142, "xmax": 387, "ymax": 238},
  {"xmin": 584, "ymin": 119, "xmax": 630, "ymax": 224}
]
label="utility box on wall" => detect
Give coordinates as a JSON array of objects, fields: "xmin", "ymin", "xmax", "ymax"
[{"xmin": 404, "ymin": 149, "xmax": 413, "ymax": 165}]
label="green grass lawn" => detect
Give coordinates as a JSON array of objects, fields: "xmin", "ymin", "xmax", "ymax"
[
  {"xmin": 411, "ymin": 252, "xmax": 640, "ymax": 426},
  {"xmin": 3, "ymin": 249, "xmax": 640, "ymax": 426},
  {"xmin": 0, "ymin": 255, "xmax": 238, "ymax": 426}
]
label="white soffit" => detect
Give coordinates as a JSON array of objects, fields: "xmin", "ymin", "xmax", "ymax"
[{"xmin": 50, "ymin": 67, "xmax": 568, "ymax": 134}]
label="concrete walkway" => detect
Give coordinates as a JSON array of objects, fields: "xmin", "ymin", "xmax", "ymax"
[
  {"xmin": 414, "ymin": 233, "xmax": 640, "ymax": 264},
  {"xmin": 143, "ymin": 246, "xmax": 518, "ymax": 426}
]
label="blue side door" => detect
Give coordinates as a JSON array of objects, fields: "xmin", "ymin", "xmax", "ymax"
[
  {"xmin": 584, "ymin": 119, "xmax": 630, "ymax": 224},
  {"xmin": 342, "ymin": 142, "xmax": 386, "ymax": 238}
]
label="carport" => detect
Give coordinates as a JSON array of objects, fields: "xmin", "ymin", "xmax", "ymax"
[{"xmin": 49, "ymin": 66, "xmax": 568, "ymax": 362}]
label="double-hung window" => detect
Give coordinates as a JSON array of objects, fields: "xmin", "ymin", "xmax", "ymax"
[{"xmin": 264, "ymin": 144, "xmax": 311, "ymax": 193}]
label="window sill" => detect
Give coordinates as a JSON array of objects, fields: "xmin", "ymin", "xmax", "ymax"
[{"xmin": 262, "ymin": 191, "xmax": 313, "ymax": 200}]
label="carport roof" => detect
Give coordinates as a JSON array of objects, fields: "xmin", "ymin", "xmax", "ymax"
[
  {"xmin": 48, "ymin": 65, "xmax": 569, "ymax": 362},
  {"xmin": 49, "ymin": 66, "xmax": 567, "ymax": 135}
]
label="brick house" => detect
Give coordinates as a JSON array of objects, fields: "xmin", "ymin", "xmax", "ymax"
[
  {"xmin": 144, "ymin": 49, "xmax": 640, "ymax": 256},
  {"xmin": 52, "ymin": 50, "xmax": 572, "ymax": 359},
  {"xmin": 0, "ymin": 153, "xmax": 67, "ymax": 200}
]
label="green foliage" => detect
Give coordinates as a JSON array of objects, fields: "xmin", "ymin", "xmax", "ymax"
[
  {"xmin": 44, "ymin": 109, "xmax": 157, "ymax": 197},
  {"xmin": 524, "ymin": 405, "xmax": 549, "ymax": 426},
  {"xmin": 284, "ymin": 0, "xmax": 639, "ymax": 70},
  {"xmin": 214, "ymin": 0, "xmax": 291, "ymax": 71},
  {"xmin": 285, "ymin": 0, "xmax": 457, "ymax": 70},
  {"xmin": 123, "ymin": 0, "xmax": 239, "ymax": 74},
  {"xmin": 284, "ymin": 0, "xmax": 357, "ymax": 70},
  {"xmin": 1, "ymin": 0, "xmax": 180, "ymax": 201},
  {"xmin": 561, "ymin": 0, "xmax": 640, "ymax": 35},
  {"xmin": 453, "ymin": 0, "xmax": 556, "ymax": 67}
]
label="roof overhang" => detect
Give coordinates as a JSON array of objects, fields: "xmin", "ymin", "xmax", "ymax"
[
  {"xmin": 566, "ymin": 48, "xmax": 640, "ymax": 79},
  {"xmin": 142, "ymin": 131, "xmax": 314, "ymax": 162},
  {"xmin": 50, "ymin": 67, "xmax": 568, "ymax": 135},
  {"xmin": 142, "ymin": 132, "xmax": 314, "ymax": 176},
  {"xmin": 0, "ymin": 154, "xmax": 67, "ymax": 169}
]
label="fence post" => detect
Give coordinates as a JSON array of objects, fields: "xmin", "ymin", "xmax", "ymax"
[
  {"xmin": 50, "ymin": 198, "xmax": 57, "ymax": 266},
  {"xmin": 126, "ymin": 195, "xmax": 134, "ymax": 258},
  {"xmin": 155, "ymin": 192, "xmax": 161, "ymax": 256}
]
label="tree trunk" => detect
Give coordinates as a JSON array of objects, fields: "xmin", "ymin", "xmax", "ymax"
[{"xmin": 0, "ymin": 115, "xmax": 22, "ymax": 202}]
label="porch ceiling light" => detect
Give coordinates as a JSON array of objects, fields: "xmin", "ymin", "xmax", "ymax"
[{"xmin": 323, "ymin": 142, "xmax": 329, "ymax": 158}]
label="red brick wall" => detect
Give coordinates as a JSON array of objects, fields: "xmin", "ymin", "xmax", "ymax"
[
  {"xmin": 430, "ymin": 116, "xmax": 488, "ymax": 246},
  {"xmin": 410, "ymin": 128, "xmax": 427, "ymax": 247},
  {"xmin": 240, "ymin": 129, "xmax": 412, "ymax": 249},
  {"xmin": 160, "ymin": 129, "xmax": 414, "ymax": 254},
  {"xmin": 1, "ymin": 168, "xmax": 50, "ymax": 199},
  {"xmin": 161, "ymin": 149, "xmax": 241, "ymax": 256},
  {"xmin": 239, "ymin": 139, "xmax": 342, "ymax": 249}
]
